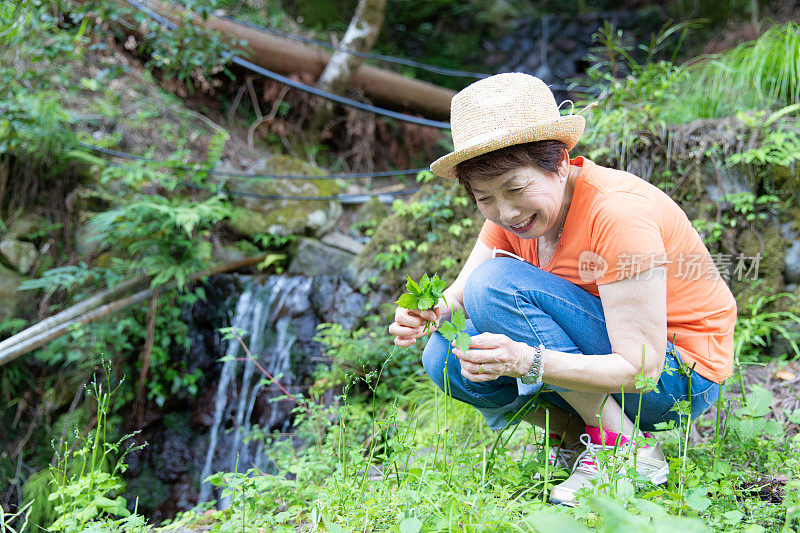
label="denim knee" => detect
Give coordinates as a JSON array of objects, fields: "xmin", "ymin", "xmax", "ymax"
[{"xmin": 463, "ymin": 258, "xmax": 516, "ymax": 318}]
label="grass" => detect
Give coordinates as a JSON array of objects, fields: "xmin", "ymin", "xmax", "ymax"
[
  {"xmin": 683, "ymin": 22, "xmax": 800, "ymax": 119},
  {"xmin": 150, "ymin": 346, "xmax": 800, "ymax": 533}
]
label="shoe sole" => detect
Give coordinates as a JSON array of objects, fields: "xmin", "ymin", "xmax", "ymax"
[
  {"xmin": 548, "ymin": 495, "xmax": 576, "ymax": 507},
  {"xmin": 649, "ymin": 465, "xmax": 669, "ymax": 486},
  {"xmin": 547, "ymin": 466, "xmax": 669, "ymax": 507}
]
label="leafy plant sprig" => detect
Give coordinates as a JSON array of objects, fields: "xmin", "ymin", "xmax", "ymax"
[
  {"xmin": 395, "ymin": 273, "xmax": 446, "ymax": 311},
  {"xmin": 395, "ymin": 274, "xmax": 471, "ymax": 351},
  {"xmin": 439, "ymin": 308, "xmax": 471, "ymax": 353}
]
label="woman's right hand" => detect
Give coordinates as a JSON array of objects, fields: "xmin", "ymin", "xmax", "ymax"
[{"xmin": 388, "ymin": 301, "xmax": 445, "ymax": 348}]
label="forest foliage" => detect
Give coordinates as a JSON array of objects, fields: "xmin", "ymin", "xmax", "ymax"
[{"xmin": 3, "ymin": 1, "xmax": 800, "ymax": 532}]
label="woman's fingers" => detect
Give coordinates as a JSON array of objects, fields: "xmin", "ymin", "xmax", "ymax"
[
  {"xmin": 452, "ymin": 346, "xmax": 501, "ymax": 364},
  {"xmin": 394, "ymin": 307, "xmax": 436, "ymax": 328},
  {"xmin": 388, "ymin": 322, "xmax": 424, "ymax": 338},
  {"xmin": 460, "ymin": 364, "xmax": 501, "ymax": 382},
  {"xmin": 394, "ymin": 335, "xmax": 417, "ymax": 347}
]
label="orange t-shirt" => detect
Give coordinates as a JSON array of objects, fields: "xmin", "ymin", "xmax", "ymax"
[{"xmin": 478, "ymin": 157, "xmax": 737, "ymax": 383}]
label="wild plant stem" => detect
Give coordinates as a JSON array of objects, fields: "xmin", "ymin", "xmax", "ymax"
[{"xmin": 543, "ymin": 409, "xmax": 550, "ymax": 503}]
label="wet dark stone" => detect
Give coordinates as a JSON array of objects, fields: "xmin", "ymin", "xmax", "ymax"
[
  {"xmin": 124, "ymin": 466, "xmax": 169, "ymax": 515},
  {"xmin": 292, "ymin": 339, "xmax": 322, "ymax": 381},
  {"xmin": 254, "ymin": 388, "xmax": 296, "ymax": 432},
  {"xmin": 150, "ymin": 474, "xmax": 199, "ymax": 525},
  {"xmin": 190, "ymin": 386, "xmax": 218, "ymax": 429},
  {"xmin": 122, "ymin": 437, "xmax": 147, "ymax": 478},
  {"xmin": 333, "ymin": 283, "xmax": 366, "ymax": 330},
  {"xmin": 292, "ymin": 309, "xmax": 319, "ymax": 341},
  {"xmin": 310, "ymin": 275, "xmax": 339, "ymax": 321},
  {"xmin": 150, "ymin": 430, "xmax": 193, "ymax": 482},
  {"xmin": 310, "ymin": 275, "xmax": 366, "ymax": 329},
  {"xmin": 178, "ymin": 275, "xmax": 240, "ymax": 373}
]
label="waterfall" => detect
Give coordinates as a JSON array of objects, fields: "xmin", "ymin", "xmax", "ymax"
[{"xmin": 197, "ymin": 275, "xmax": 312, "ymax": 504}]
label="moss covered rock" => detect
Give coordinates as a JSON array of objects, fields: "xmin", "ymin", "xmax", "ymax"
[
  {"xmin": 357, "ymin": 180, "xmax": 483, "ymax": 292},
  {"xmin": 0, "ymin": 263, "xmax": 23, "ymax": 320},
  {"xmin": 220, "ymin": 156, "xmax": 342, "ymax": 238}
]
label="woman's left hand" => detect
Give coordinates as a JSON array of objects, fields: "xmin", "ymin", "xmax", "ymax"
[{"xmin": 451, "ymin": 333, "xmax": 532, "ymax": 382}]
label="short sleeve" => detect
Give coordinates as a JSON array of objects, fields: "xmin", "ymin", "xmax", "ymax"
[
  {"xmin": 479, "ymin": 220, "xmax": 513, "ymax": 253},
  {"xmin": 589, "ymin": 193, "xmax": 667, "ymax": 285}
]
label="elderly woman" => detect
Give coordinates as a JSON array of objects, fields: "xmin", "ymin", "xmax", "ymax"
[{"xmin": 388, "ymin": 73, "xmax": 736, "ymax": 506}]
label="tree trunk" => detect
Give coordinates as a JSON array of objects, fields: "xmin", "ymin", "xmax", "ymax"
[{"xmin": 316, "ymin": 0, "xmax": 387, "ymax": 95}]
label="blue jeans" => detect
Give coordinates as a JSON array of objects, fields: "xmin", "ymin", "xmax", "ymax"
[{"xmin": 422, "ymin": 257, "xmax": 723, "ymax": 431}]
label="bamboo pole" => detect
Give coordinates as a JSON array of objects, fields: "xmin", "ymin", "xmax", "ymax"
[
  {"xmin": 0, "ymin": 254, "xmax": 268, "ymax": 367},
  {"xmin": 0, "ymin": 288, "xmax": 153, "ymax": 366},
  {"xmin": 0, "ymin": 275, "xmax": 150, "ymax": 352}
]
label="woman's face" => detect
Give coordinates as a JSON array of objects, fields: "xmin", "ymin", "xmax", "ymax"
[{"xmin": 469, "ymin": 162, "xmax": 568, "ymax": 239}]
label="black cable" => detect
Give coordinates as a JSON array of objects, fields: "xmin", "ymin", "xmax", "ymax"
[
  {"xmin": 127, "ymin": 0, "xmax": 178, "ymax": 30},
  {"xmin": 79, "ymin": 142, "xmax": 428, "ymax": 180},
  {"xmin": 217, "ymin": 14, "xmax": 489, "ymax": 80},
  {"xmin": 228, "ymin": 55, "xmax": 451, "ymax": 129},
  {"xmin": 124, "ymin": 0, "xmax": 452, "ymax": 130},
  {"xmin": 76, "ymin": 141, "xmax": 421, "ymax": 202},
  {"xmin": 180, "ymin": 181, "xmax": 420, "ymax": 203}
]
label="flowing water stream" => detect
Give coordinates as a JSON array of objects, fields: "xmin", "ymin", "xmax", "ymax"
[{"xmin": 197, "ymin": 275, "xmax": 313, "ymax": 504}]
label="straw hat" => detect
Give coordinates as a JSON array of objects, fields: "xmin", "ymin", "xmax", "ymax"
[{"xmin": 430, "ymin": 73, "xmax": 585, "ymax": 179}]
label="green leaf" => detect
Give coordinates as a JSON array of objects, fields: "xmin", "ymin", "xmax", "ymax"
[
  {"xmin": 684, "ymin": 488, "xmax": 711, "ymax": 512},
  {"xmin": 737, "ymin": 386, "xmax": 773, "ymax": 417},
  {"xmin": 406, "ymin": 276, "xmax": 420, "ymax": 294},
  {"xmin": 736, "ymin": 417, "xmax": 767, "ymax": 439},
  {"xmin": 417, "ymin": 295, "xmax": 434, "ymax": 310},
  {"xmin": 439, "ymin": 322, "xmax": 457, "ymax": 342},
  {"xmin": 399, "ymin": 517, "xmax": 423, "ymax": 533},
  {"xmin": 396, "ymin": 293, "xmax": 419, "ymax": 310},
  {"xmin": 455, "ymin": 331, "xmax": 471, "ymax": 353},
  {"xmin": 451, "ymin": 309, "xmax": 467, "ymax": 331},
  {"xmin": 723, "ymin": 510, "xmax": 743, "ymax": 525}
]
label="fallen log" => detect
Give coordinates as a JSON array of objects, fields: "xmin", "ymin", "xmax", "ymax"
[
  {"xmin": 0, "ymin": 254, "xmax": 268, "ymax": 367},
  {"xmin": 140, "ymin": 0, "xmax": 455, "ymax": 120}
]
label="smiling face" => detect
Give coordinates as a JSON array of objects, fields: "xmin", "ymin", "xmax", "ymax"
[{"xmin": 469, "ymin": 162, "xmax": 569, "ymax": 239}]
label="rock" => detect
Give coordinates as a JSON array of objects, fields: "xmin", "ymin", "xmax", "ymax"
[
  {"xmin": 345, "ymin": 262, "xmax": 382, "ymax": 290},
  {"xmin": 150, "ymin": 430, "xmax": 193, "ymax": 482},
  {"xmin": 190, "ymin": 386, "xmax": 218, "ymax": 429},
  {"xmin": 353, "ymin": 197, "xmax": 389, "ymax": 232},
  {"xmin": 321, "ymin": 231, "xmax": 364, "ymax": 255},
  {"xmin": 311, "ymin": 275, "xmax": 367, "ymax": 329},
  {"xmin": 123, "ymin": 467, "xmax": 169, "ymax": 515},
  {"xmin": 0, "ymin": 239, "xmax": 37, "ymax": 274},
  {"xmin": 781, "ymin": 223, "xmax": 800, "ymax": 285},
  {"xmin": 4, "ymin": 213, "xmax": 41, "ymax": 240},
  {"xmin": 0, "ymin": 263, "xmax": 23, "ymax": 320},
  {"xmin": 220, "ymin": 156, "xmax": 342, "ymax": 238},
  {"xmin": 254, "ymin": 387, "xmax": 295, "ymax": 432},
  {"xmin": 151, "ymin": 475, "xmax": 199, "ymax": 526},
  {"xmin": 705, "ymin": 164, "xmax": 752, "ymax": 203},
  {"xmin": 288, "ymin": 238, "xmax": 356, "ymax": 280},
  {"xmin": 74, "ymin": 218, "xmax": 108, "ymax": 257},
  {"xmin": 769, "ymin": 321, "xmax": 800, "ymax": 359},
  {"xmin": 214, "ymin": 244, "xmax": 248, "ymax": 265}
]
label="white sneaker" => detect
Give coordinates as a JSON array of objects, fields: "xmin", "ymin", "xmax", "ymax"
[
  {"xmin": 546, "ymin": 434, "xmax": 583, "ymax": 471},
  {"xmin": 548, "ymin": 426, "xmax": 669, "ymax": 507}
]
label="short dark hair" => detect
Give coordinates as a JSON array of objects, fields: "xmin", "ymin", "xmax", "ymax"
[{"xmin": 455, "ymin": 140, "xmax": 568, "ymax": 201}]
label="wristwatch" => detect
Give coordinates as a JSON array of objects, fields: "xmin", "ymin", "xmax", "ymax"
[{"xmin": 520, "ymin": 343, "xmax": 545, "ymax": 385}]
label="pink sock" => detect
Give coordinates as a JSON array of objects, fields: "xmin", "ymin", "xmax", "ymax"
[{"xmin": 584, "ymin": 425, "xmax": 630, "ymax": 446}]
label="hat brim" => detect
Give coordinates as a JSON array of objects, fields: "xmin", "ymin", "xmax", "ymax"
[{"xmin": 430, "ymin": 115, "xmax": 586, "ymax": 179}]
